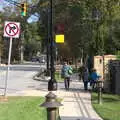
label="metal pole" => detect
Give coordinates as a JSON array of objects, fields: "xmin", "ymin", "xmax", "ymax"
[
  {"xmin": 4, "ymin": 37, "xmax": 13, "ymax": 96},
  {"xmin": 50, "ymin": 0, "xmax": 54, "ymax": 80},
  {"xmin": 98, "ymin": 81, "xmax": 102, "ymax": 105},
  {"xmin": 98, "ymin": 87, "xmax": 102, "ymax": 104},
  {"xmin": 46, "ymin": 8, "xmax": 50, "ymax": 76},
  {"xmin": 102, "ymin": 59, "xmax": 105, "ymax": 80},
  {"xmin": 20, "ymin": 31, "xmax": 24, "ymax": 63},
  {"xmin": 48, "ymin": 0, "xmax": 57, "ymax": 91},
  {"xmin": 47, "ymin": 108, "xmax": 57, "ymax": 120}
]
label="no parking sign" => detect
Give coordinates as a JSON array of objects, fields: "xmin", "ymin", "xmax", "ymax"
[{"xmin": 4, "ymin": 21, "xmax": 20, "ymax": 38}]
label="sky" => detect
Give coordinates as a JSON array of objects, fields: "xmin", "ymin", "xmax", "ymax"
[
  {"xmin": 0, "ymin": 0, "xmax": 39, "ymax": 23},
  {"xmin": 27, "ymin": 13, "xmax": 39, "ymax": 23},
  {"xmin": 0, "ymin": 0, "xmax": 8, "ymax": 11}
]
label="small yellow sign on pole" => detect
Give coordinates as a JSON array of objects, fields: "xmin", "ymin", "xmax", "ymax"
[{"xmin": 55, "ymin": 34, "xmax": 64, "ymax": 43}]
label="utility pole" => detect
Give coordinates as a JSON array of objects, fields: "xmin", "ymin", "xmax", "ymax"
[{"xmin": 48, "ymin": 0, "xmax": 57, "ymax": 91}]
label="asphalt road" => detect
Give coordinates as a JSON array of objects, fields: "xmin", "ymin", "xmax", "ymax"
[{"xmin": 0, "ymin": 63, "xmax": 46, "ymax": 96}]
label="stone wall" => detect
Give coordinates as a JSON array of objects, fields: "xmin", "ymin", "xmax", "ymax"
[{"xmin": 94, "ymin": 55, "xmax": 116, "ymax": 92}]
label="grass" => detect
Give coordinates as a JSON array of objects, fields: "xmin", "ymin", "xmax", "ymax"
[
  {"xmin": 55, "ymin": 72, "xmax": 64, "ymax": 82},
  {"xmin": 92, "ymin": 92, "xmax": 120, "ymax": 120},
  {"xmin": 0, "ymin": 96, "xmax": 47, "ymax": 120}
]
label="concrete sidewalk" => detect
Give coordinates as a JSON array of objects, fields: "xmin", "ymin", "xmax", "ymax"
[{"xmin": 58, "ymin": 79, "xmax": 102, "ymax": 120}]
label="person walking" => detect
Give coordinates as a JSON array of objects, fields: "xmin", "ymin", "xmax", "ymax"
[
  {"xmin": 61, "ymin": 61, "xmax": 73, "ymax": 90},
  {"xmin": 83, "ymin": 67, "xmax": 89, "ymax": 90},
  {"xmin": 90, "ymin": 68, "xmax": 101, "ymax": 90}
]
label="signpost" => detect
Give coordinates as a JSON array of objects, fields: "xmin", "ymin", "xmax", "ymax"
[
  {"xmin": 3, "ymin": 21, "xmax": 20, "ymax": 96},
  {"xmin": 4, "ymin": 21, "xmax": 20, "ymax": 38},
  {"xmin": 55, "ymin": 24, "xmax": 65, "ymax": 43}
]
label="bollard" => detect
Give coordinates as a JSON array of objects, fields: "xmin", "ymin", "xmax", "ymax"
[
  {"xmin": 40, "ymin": 92, "xmax": 62, "ymax": 120},
  {"xmin": 97, "ymin": 80, "xmax": 103, "ymax": 105}
]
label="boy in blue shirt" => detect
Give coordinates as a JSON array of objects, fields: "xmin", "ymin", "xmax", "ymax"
[{"xmin": 90, "ymin": 69, "xmax": 101, "ymax": 89}]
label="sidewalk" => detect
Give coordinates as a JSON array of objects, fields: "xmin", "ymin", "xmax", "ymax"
[{"xmin": 58, "ymin": 74, "xmax": 102, "ymax": 120}]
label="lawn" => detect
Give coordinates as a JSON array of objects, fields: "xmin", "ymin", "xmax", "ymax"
[
  {"xmin": 0, "ymin": 96, "xmax": 47, "ymax": 120},
  {"xmin": 92, "ymin": 92, "xmax": 120, "ymax": 120},
  {"xmin": 55, "ymin": 72, "xmax": 64, "ymax": 82}
]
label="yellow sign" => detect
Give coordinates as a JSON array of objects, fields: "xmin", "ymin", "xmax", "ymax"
[{"xmin": 55, "ymin": 34, "xmax": 64, "ymax": 43}]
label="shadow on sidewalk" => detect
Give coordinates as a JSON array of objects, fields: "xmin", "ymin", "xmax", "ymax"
[
  {"xmin": 61, "ymin": 116, "xmax": 101, "ymax": 120},
  {"xmin": 60, "ymin": 88, "xmax": 90, "ymax": 93}
]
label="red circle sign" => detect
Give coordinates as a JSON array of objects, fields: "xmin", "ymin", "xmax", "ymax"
[{"xmin": 5, "ymin": 23, "xmax": 19, "ymax": 37}]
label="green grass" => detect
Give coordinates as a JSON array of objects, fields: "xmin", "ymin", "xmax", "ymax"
[
  {"xmin": 0, "ymin": 96, "xmax": 47, "ymax": 120},
  {"xmin": 92, "ymin": 92, "xmax": 120, "ymax": 120},
  {"xmin": 55, "ymin": 72, "xmax": 64, "ymax": 82}
]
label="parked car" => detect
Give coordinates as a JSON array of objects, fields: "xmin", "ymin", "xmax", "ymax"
[{"xmin": 31, "ymin": 56, "xmax": 39, "ymax": 62}]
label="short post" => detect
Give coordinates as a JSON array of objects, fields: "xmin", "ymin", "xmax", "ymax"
[
  {"xmin": 40, "ymin": 92, "xmax": 62, "ymax": 120},
  {"xmin": 97, "ymin": 80, "xmax": 103, "ymax": 105}
]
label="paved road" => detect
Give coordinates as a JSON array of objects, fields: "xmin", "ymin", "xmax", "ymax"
[{"xmin": 0, "ymin": 63, "xmax": 46, "ymax": 95}]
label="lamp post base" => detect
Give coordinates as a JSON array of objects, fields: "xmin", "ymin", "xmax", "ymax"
[{"xmin": 46, "ymin": 69, "xmax": 51, "ymax": 76}]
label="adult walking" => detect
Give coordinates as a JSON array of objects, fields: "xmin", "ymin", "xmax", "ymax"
[
  {"xmin": 61, "ymin": 61, "xmax": 73, "ymax": 90},
  {"xmin": 83, "ymin": 67, "xmax": 89, "ymax": 90}
]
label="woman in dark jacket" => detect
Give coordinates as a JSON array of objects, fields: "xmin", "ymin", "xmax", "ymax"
[{"xmin": 83, "ymin": 67, "xmax": 89, "ymax": 90}]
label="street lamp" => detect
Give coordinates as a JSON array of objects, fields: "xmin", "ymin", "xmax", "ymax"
[
  {"xmin": 46, "ymin": 8, "xmax": 50, "ymax": 76},
  {"xmin": 92, "ymin": 8, "xmax": 104, "ymax": 79},
  {"xmin": 48, "ymin": 0, "xmax": 57, "ymax": 91}
]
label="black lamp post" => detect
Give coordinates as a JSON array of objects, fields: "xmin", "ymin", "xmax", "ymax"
[
  {"xmin": 46, "ymin": 8, "xmax": 50, "ymax": 76},
  {"xmin": 92, "ymin": 8, "xmax": 105, "ymax": 79},
  {"xmin": 48, "ymin": 0, "xmax": 57, "ymax": 91}
]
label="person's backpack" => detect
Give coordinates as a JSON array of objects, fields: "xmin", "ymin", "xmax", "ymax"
[
  {"xmin": 61, "ymin": 65, "xmax": 67, "ymax": 78},
  {"xmin": 68, "ymin": 66, "xmax": 73, "ymax": 75}
]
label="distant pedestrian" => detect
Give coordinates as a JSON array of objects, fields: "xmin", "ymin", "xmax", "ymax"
[
  {"xmin": 78, "ymin": 66, "xmax": 84, "ymax": 81},
  {"xmin": 83, "ymin": 67, "xmax": 89, "ymax": 90},
  {"xmin": 61, "ymin": 61, "xmax": 73, "ymax": 90},
  {"xmin": 90, "ymin": 69, "xmax": 101, "ymax": 90}
]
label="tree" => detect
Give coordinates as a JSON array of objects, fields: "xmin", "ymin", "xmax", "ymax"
[
  {"xmin": 54, "ymin": 0, "xmax": 120, "ymax": 60},
  {"xmin": 0, "ymin": 0, "xmax": 45, "ymax": 61},
  {"xmin": 1, "ymin": 0, "xmax": 120, "ymax": 63}
]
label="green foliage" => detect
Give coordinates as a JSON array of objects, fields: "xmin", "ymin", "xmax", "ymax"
[
  {"xmin": 54, "ymin": 0, "xmax": 120, "ymax": 60},
  {"xmin": 55, "ymin": 71, "xmax": 64, "ymax": 82},
  {"xmin": 0, "ymin": 1, "xmax": 46, "ymax": 61},
  {"xmin": 24, "ymin": 22, "xmax": 42, "ymax": 60},
  {"xmin": 116, "ymin": 51, "xmax": 120, "ymax": 60},
  {"xmin": 1, "ymin": 0, "xmax": 120, "ymax": 61}
]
